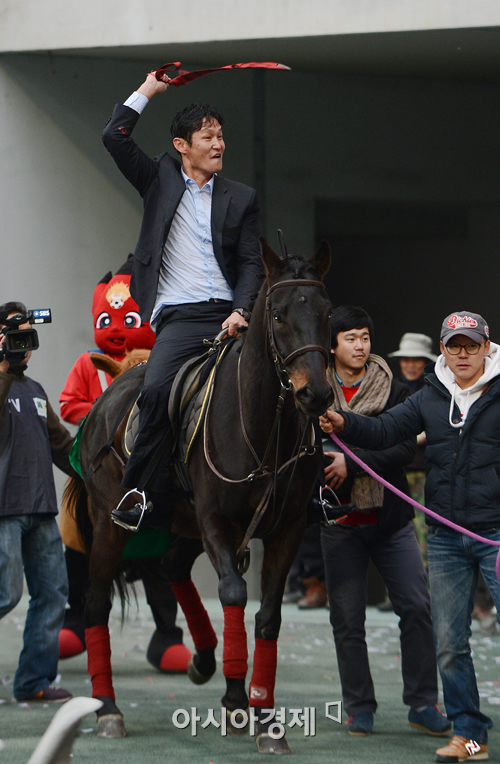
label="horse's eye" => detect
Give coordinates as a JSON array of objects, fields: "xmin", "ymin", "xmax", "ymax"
[{"xmin": 273, "ymin": 313, "xmax": 282, "ymax": 323}]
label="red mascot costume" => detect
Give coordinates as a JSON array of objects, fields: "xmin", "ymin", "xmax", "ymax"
[{"xmin": 58, "ymin": 255, "xmax": 192, "ymax": 673}]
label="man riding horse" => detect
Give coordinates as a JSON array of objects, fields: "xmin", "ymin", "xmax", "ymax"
[{"xmin": 102, "ymin": 70, "xmax": 263, "ymax": 530}]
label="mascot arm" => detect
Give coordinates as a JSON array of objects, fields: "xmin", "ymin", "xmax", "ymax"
[{"xmin": 60, "ymin": 353, "xmax": 107, "ymax": 425}]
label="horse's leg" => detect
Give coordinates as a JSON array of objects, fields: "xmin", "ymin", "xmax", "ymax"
[
  {"xmin": 163, "ymin": 536, "xmax": 218, "ymax": 683},
  {"xmin": 85, "ymin": 499, "xmax": 130, "ymax": 738},
  {"xmin": 250, "ymin": 524, "xmax": 306, "ymax": 755},
  {"xmin": 200, "ymin": 511, "xmax": 250, "ymax": 731}
]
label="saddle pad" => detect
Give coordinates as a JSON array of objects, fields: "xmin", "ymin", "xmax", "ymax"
[
  {"xmin": 123, "ymin": 401, "xmax": 140, "ymax": 457},
  {"xmin": 179, "ymin": 367, "xmax": 216, "ymax": 465},
  {"xmin": 121, "ymin": 354, "xmax": 213, "ymax": 460},
  {"xmin": 123, "ymin": 340, "xmax": 235, "ymax": 464}
]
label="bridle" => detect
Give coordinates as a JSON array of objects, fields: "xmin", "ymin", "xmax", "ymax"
[
  {"xmin": 202, "ymin": 275, "xmax": 331, "ymax": 567},
  {"xmin": 265, "ymin": 278, "xmax": 330, "ymax": 385}
]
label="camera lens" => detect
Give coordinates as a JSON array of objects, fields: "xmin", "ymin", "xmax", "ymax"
[{"xmin": 12, "ymin": 336, "xmax": 31, "ymax": 349}]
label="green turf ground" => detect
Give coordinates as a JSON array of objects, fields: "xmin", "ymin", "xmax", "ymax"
[{"xmin": 1, "ymin": 595, "xmax": 499, "ymax": 764}]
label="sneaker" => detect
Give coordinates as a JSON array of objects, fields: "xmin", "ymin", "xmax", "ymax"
[
  {"xmin": 435, "ymin": 735, "xmax": 488, "ymax": 762},
  {"xmin": 409, "ymin": 705, "xmax": 452, "ymax": 736},
  {"xmin": 346, "ymin": 712, "xmax": 373, "ymax": 736},
  {"xmin": 22, "ymin": 686, "xmax": 73, "ymax": 703}
]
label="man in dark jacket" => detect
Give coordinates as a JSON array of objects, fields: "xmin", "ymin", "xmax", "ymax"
[
  {"xmin": 0, "ymin": 302, "xmax": 74, "ymax": 703},
  {"xmin": 321, "ymin": 310, "xmax": 498, "ymax": 762},
  {"xmin": 102, "ymin": 70, "xmax": 263, "ymax": 529},
  {"xmin": 320, "ymin": 306, "xmax": 449, "ymax": 739}
]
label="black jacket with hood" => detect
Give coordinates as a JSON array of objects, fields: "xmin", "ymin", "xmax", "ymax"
[{"xmin": 338, "ymin": 344, "xmax": 500, "ymax": 532}]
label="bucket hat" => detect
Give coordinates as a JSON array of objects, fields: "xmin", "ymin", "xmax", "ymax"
[{"xmin": 388, "ymin": 333, "xmax": 437, "ymax": 362}]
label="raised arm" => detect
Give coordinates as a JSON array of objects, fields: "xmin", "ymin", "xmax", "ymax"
[{"xmin": 102, "ymin": 72, "xmax": 171, "ymax": 197}]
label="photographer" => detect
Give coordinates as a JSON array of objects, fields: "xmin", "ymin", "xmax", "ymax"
[{"xmin": 0, "ymin": 302, "xmax": 74, "ymax": 702}]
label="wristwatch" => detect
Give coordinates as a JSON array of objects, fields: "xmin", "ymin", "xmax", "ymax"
[{"xmin": 233, "ymin": 308, "xmax": 251, "ymax": 321}]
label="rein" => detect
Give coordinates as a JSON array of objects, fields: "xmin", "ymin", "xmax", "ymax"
[
  {"xmin": 329, "ymin": 432, "xmax": 500, "ymax": 580},
  {"xmin": 203, "ymin": 277, "xmax": 329, "ymax": 561}
]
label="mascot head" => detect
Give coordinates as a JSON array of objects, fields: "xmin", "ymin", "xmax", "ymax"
[{"xmin": 92, "ymin": 255, "xmax": 155, "ymax": 356}]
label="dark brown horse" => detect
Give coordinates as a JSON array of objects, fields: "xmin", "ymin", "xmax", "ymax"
[{"xmin": 67, "ymin": 239, "xmax": 333, "ymax": 752}]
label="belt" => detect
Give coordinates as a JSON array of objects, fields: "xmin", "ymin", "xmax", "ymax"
[{"xmin": 156, "ymin": 300, "xmax": 232, "ymax": 336}]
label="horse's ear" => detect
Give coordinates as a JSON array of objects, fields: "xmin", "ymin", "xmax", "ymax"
[
  {"xmin": 260, "ymin": 237, "xmax": 283, "ymax": 279},
  {"xmin": 309, "ymin": 240, "xmax": 331, "ymax": 279},
  {"xmin": 89, "ymin": 353, "xmax": 122, "ymax": 380}
]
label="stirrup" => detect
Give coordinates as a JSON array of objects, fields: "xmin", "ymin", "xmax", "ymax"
[
  {"xmin": 319, "ymin": 485, "xmax": 354, "ymax": 526},
  {"xmin": 111, "ymin": 489, "xmax": 149, "ymax": 533}
]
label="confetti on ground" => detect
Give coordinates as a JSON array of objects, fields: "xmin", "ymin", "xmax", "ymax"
[
  {"xmin": 2, "ymin": 676, "xmax": 12, "ymax": 686},
  {"xmin": 168, "ymin": 693, "xmax": 176, "ymax": 698},
  {"xmin": 81, "ymin": 728, "xmax": 94, "ymax": 734}
]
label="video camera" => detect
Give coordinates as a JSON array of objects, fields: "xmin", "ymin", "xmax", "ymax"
[{"xmin": 0, "ymin": 309, "xmax": 52, "ymax": 363}]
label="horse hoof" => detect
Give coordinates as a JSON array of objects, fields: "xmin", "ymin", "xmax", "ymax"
[
  {"xmin": 187, "ymin": 656, "xmax": 215, "ymax": 685},
  {"xmin": 222, "ymin": 706, "xmax": 250, "ymax": 736},
  {"xmin": 256, "ymin": 732, "xmax": 292, "ymax": 754},
  {"xmin": 97, "ymin": 713, "xmax": 126, "ymax": 738}
]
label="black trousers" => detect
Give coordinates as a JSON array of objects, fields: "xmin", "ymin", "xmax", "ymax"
[
  {"xmin": 122, "ymin": 301, "xmax": 231, "ymax": 492},
  {"xmin": 320, "ymin": 521, "xmax": 437, "ymax": 717}
]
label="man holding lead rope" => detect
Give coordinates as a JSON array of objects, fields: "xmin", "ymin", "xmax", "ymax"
[{"xmin": 321, "ymin": 310, "xmax": 500, "ymax": 762}]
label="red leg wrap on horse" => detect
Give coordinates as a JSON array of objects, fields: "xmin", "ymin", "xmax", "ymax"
[
  {"xmin": 85, "ymin": 625, "xmax": 115, "ymax": 701},
  {"xmin": 249, "ymin": 638, "xmax": 277, "ymax": 708},
  {"xmin": 222, "ymin": 605, "xmax": 248, "ymax": 679},
  {"xmin": 170, "ymin": 579, "xmax": 218, "ymax": 652}
]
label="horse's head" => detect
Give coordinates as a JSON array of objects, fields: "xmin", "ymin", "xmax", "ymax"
[{"xmin": 261, "ymin": 238, "xmax": 334, "ymax": 417}]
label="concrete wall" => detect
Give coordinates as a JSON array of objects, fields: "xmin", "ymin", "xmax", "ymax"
[{"xmin": 2, "ymin": 1, "xmax": 500, "ymax": 54}]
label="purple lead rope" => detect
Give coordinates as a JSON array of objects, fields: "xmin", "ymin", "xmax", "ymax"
[{"xmin": 329, "ymin": 432, "xmax": 500, "ymax": 579}]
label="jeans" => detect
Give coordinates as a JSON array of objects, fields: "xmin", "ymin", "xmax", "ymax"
[
  {"xmin": 0, "ymin": 514, "xmax": 68, "ymax": 700},
  {"xmin": 321, "ymin": 521, "xmax": 437, "ymax": 717},
  {"xmin": 428, "ymin": 525, "xmax": 500, "ymax": 744}
]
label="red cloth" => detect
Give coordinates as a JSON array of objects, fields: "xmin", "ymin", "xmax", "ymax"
[
  {"xmin": 59, "ymin": 352, "xmax": 114, "ymax": 424},
  {"xmin": 85, "ymin": 625, "xmax": 115, "ymax": 700},
  {"xmin": 249, "ymin": 638, "xmax": 277, "ymax": 708},
  {"xmin": 222, "ymin": 606, "xmax": 248, "ymax": 679},
  {"xmin": 154, "ymin": 61, "xmax": 290, "ymax": 87},
  {"xmin": 337, "ymin": 383, "xmax": 377, "ymax": 526},
  {"xmin": 170, "ymin": 579, "xmax": 218, "ymax": 652}
]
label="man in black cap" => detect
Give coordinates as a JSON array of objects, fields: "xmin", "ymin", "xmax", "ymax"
[{"xmin": 320, "ymin": 310, "xmax": 500, "ymax": 762}]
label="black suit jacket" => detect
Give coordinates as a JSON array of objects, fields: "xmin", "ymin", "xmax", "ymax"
[{"xmin": 102, "ymin": 104, "xmax": 263, "ymax": 322}]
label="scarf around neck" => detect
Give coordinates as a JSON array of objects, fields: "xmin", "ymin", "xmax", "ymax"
[{"xmin": 327, "ymin": 354, "xmax": 392, "ymax": 509}]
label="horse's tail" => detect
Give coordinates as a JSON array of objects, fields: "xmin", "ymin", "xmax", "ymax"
[
  {"xmin": 64, "ymin": 474, "xmax": 133, "ymax": 623},
  {"xmin": 63, "ymin": 474, "xmax": 94, "ymax": 555}
]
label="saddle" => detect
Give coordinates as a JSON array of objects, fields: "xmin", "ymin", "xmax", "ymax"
[{"xmin": 123, "ymin": 339, "xmax": 236, "ymax": 469}]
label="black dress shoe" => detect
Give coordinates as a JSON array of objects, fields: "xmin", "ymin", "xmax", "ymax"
[{"xmin": 111, "ymin": 500, "xmax": 153, "ymax": 532}]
